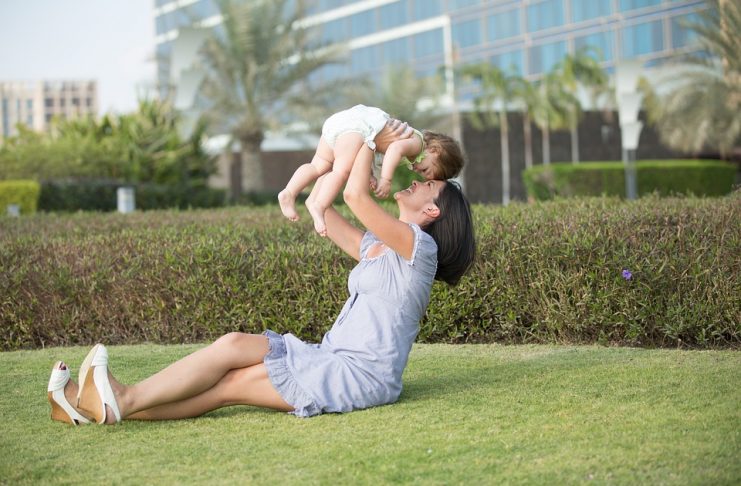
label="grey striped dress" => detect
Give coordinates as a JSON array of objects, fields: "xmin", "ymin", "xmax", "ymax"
[{"xmin": 263, "ymin": 223, "xmax": 438, "ymax": 417}]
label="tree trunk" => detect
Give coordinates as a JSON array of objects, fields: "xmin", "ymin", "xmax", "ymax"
[
  {"xmin": 500, "ymin": 111, "xmax": 510, "ymax": 206},
  {"xmin": 238, "ymin": 137, "xmax": 264, "ymax": 194},
  {"xmin": 542, "ymin": 121, "xmax": 551, "ymax": 166},
  {"xmin": 523, "ymin": 112, "xmax": 533, "ymax": 170},
  {"xmin": 570, "ymin": 119, "xmax": 580, "ymax": 164},
  {"xmin": 229, "ymin": 151, "xmax": 242, "ymax": 201}
]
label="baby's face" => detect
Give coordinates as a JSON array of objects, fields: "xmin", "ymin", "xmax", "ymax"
[{"xmin": 412, "ymin": 153, "xmax": 439, "ymax": 180}]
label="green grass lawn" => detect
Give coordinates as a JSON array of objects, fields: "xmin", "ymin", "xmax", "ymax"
[{"xmin": 1, "ymin": 344, "xmax": 738, "ymax": 485}]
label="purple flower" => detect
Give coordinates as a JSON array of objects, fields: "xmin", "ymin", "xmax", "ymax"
[{"xmin": 622, "ymin": 269, "xmax": 632, "ymax": 280}]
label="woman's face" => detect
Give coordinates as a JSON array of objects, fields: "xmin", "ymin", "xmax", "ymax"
[{"xmin": 394, "ymin": 180, "xmax": 444, "ymax": 213}]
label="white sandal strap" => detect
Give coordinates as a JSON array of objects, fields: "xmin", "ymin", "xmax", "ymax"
[
  {"xmin": 90, "ymin": 345, "xmax": 122, "ymax": 423},
  {"xmin": 93, "ymin": 365, "xmax": 121, "ymax": 423},
  {"xmin": 47, "ymin": 366, "xmax": 70, "ymax": 392}
]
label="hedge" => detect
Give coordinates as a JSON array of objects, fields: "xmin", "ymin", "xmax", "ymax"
[
  {"xmin": 523, "ymin": 160, "xmax": 737, "ymax": 200},
  {"xmin": 0, "ymin": 194, "xmax": 739, "ymax": 350},
  {"xmin": 38, "ymin": 180, "xmax": 226, "ymax": 212},
  {"xmin": 0, "ymin": 180, "xmax": 40, "ymax": 215}
]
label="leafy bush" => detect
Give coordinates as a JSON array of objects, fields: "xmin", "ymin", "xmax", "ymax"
[
  {"xmin": 523, "ymin": 160, "xmax": 737, "ymax": 200},
  {"xmin": 38, "ymin": 180, "xmax": 226, "ymax": 212},
  {"xmin": 1, "ymin": 194, "xmax": 738, "ymax": 350},
  {"xmin": 0, "ymin": 101, "xmax": 216, "ymax": 186},
  {"xmin": 0, "ymin": 180, "xmax": 41, "ymax": 215}
]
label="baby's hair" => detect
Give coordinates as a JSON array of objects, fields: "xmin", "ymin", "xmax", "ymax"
[{"xmin": 423, "ymin": 131, "xmax": 464, "ymax": 180}]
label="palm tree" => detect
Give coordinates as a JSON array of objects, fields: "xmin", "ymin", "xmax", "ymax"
[
  {"xmin": 554, "ymin": 48, "xmax": 609, "ymax": 164},
  {"xmin": 641, "ymin": 0, "xmax": 740, "ymax": 158},
  {"xmin": 531, "ymin": 71, "xmax": 576, "ymax": 166},
  {"xmin": 461, "ymin": 64, "xmax": 516, "ymax": 205},
  {"xmin": 198, "ymin": 0, "xmax": 342, "ymax": 195},
  {"xmin": 511, "ymin": 75, "xmax": 538, "ymax": 170}
]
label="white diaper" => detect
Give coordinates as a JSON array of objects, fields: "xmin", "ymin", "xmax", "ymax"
[{"xmin": 321, "ymin": 104, "xmax": 390, "ymax": 151}]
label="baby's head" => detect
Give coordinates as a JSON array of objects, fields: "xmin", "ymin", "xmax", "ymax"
[{"xmin": 413, "ymin": 132, "xmax": 464, "ymax": 180}]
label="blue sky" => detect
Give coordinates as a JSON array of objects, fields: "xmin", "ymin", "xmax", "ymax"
[{"xmin": 0, "ymin": 0, "xmax": 155, "ymax": 115}]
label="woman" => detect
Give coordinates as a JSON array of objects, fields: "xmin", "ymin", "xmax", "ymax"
[{"xmin": 46, "ymin": 121, "xmax": 476, "ymax": 424}]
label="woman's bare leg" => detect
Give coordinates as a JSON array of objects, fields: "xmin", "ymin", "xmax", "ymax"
[
  {"xmin": 128, "ymin": 363, "xmax": 292, "ymax": 420},
  {"xmin": 307, "ymin": 133, "xmax": 365, "ymax": 236},
  {"xmin": 98, "ymin": 333, "xmax": 272, "ymax": 422},
  {"xmin": 279, "ymin": 137, "xmax": 335, "ymax": 221}
]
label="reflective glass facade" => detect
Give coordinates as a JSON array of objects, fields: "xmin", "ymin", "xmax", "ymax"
[{"xmin": 155, "ymin": 0, "xmax": 707, "ymax": 99}]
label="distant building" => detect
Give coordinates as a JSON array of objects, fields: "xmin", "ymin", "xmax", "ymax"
[
  {"xmin": 154, "ymin": 0, "xmax": 706, "ymax": 100},
  {"xmin": 0, "ymin": 80, "xmax": 98, "ymax": 141},
  {"xmin": 153, "ymin": 0, "xmax": 707, "ymax": 198}
]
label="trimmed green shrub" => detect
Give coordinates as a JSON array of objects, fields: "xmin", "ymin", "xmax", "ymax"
[
  {"xmin": 0, "ymin": 180, "xmax": 41, "ymax": 215},
  {"xmin": 38, "ymin": 180, "xmax": 226, "ymax": 212},
  {"xmin": 523, "ymin": 160, "xmax": 737, "ymax": 200},
  {"xmin": 1, "ymin": 194, "xmax": 738, "ymax": 350}
]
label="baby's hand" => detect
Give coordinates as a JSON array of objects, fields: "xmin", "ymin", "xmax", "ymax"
[
  {"xmin": 374, "ymin": 178, "xmax": 391, "ymax": 198},
  {"xmin": 369, "ymin": 175, "xmax": 378, "ymax": 192}
]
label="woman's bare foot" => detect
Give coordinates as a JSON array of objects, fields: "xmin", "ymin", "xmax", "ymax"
[
  {"xmin": 307, "ymin": 202, "xmax": 327, "ymax": 236},
  {"xmin": 278, "ymin": 189, "xmax": 299, "ymax": 221}
]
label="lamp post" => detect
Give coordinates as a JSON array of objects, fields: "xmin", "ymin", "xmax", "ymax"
[
  {"xmin": 615, "ymin": 60, "xmax": 644, "ymax": 200},
  {"xmin": 442, "ymin": 15, "xmax": 465, "ymax": 192}
]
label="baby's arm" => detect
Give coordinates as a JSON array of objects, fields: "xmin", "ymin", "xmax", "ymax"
[{"xmin": 374, "ymin": 136, "xmax": 424, "ymax": 198}]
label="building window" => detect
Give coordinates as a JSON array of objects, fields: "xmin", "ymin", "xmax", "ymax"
[
  {"xmin": 671, "ymin": 13, "xmax": 700, "ymax": 49},
  {"xmin": 412, "ymin": 0, "xmax": 441, "ymax": 20},
  {"xmin": 351, "ymin": 46, "xmax": 379, "ymax": 74},
  {"xmin": 619, "ymin": 0, "xmax": 662, "ymax": 12},
  {"xmin": 45, "ymin": 98, "xmax": 54, "ymax": 108},
  {"xmin": 321, "ymin": 18, "xmax": 347, "ymax": 44},
  {"xmin": 490, "ymin": 50, "xmax": 524, "ymax": 75},
  {"xmin": 350, "ymin": 10, "xmax": 374, "ymax": 37},
  {"xmin": 72, "ymin": 98, "xmax": 80, "ymax": 107},
  {"xmin": 379, "ymin": 1, "xmax": 407, "ymax": 30},
  {"xmin": 571, "ymin": 0, "xmax": 611, "ymax": 22},
  {"xmin": 188, "ymin": 0, "xmax": 219, "ymax": 21},
  {"xmin": 60, "ymin": 98, "xmax": 66, "ymax": 108},
  {"xmin": 449, "ymin": 0, "xmax": 480, "ymax": 10},
  {"xmin": 527, "ymin": 0, "xmax": 564, "ymax": 32},
  {"xmin": 86, "ymin": 97, "xmax": 93, "ymax": 107},
  {"xmin": 575, "ymin": 31, "xmax": 614, "ymax": 61},
  {"xmin": 453, "ymin": 19, "xmax": 482, "ymax": 49},
  {"xmin": 26, "ymin": 99, "xmax": 33, "ymax": 111},
  {"xmin": 413, "ymin": 28, "xmax": 443, "ymax": 58},
  {"xmin": 381, "ymin": 38, "xmax": 410, "ymax": 65},
  {"xmin": 529, "ymin": 40, "xmax": 567, "ymax": 75},
  {"xmin": 622, "ymin": 20, "xmax": 664, "ymax": 57},
  {"xmin": 27, "ymin": 115, "xmax": 33, "ymax": 126},
  {"xmin": 487, "ymin": 9, "xmax": 520, "ymax": 42},
  {"xmin": 318, "ymin": 0, "xmax": 343, "ymax": 13}
]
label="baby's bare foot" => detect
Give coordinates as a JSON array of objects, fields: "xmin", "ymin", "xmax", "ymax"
[
  {"xmin": 307, "ymin": 202, "xmax": 327, "ymax": 237},
  {"xmin": 278, "ymin": 190, "xmax": 299, "ymax": 221}
]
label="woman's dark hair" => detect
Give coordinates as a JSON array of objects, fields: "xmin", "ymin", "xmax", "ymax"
[{"xmin": 422, "ymin": 180, "xmax": 476, "ymax": 286}]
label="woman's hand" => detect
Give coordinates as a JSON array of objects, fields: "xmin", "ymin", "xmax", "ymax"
[
  {"xmin": 375, "ymin": 118, "xmax": 414, "ymax": 149},
  {"xmin": 387, "ymin": 118, "xmax": 413, "ymax": 138}
]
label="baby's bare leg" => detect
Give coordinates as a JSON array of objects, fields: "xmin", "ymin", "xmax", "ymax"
[
  {"xmin": 307, "ymin": 133, "xmax": 364, "ymax": 236},
  {"xmin": 279, "ymin": 138, "xmax": 334, "ymax": 221}
]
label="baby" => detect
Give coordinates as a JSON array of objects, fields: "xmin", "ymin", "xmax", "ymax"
[{"xmin": 278, "ymin": 104, "xmax": 464, "ymax": 235}]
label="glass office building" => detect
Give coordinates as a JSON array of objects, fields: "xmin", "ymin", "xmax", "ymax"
[{"xmin": 154, "ymin": 0, "xmax": 706, "ymax": 101}]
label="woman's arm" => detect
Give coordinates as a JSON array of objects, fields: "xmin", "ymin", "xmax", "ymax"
[
  {"xmin": 374, "ymin": 136, "xmax": 424, "ymax": 198},
  {"xmin": 343, "ymin": 146, "xmax": 415, "ymax": 261},
  {"xmin": 307, "ymin": 175, "xmax": 364, "ymax": 261}
]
